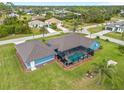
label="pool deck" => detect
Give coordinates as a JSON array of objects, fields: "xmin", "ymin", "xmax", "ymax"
[{"xmin": 56, "ymin": 56, "xmax": 93, "ymax": 70}]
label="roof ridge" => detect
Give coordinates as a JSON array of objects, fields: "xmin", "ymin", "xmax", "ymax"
[{"xmin": 25, "ymin": 43, "xmax": 38, "ymax": 62}]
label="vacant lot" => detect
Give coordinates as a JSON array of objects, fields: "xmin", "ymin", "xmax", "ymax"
[
  {"xmin": 88, "ymin": 26, "xmax": 104, "ymax": 33},
  {"xmin": 105, "ymin": 32, "xmax": 124, "ymax": 41},
  {"xmin": 0, "ymin": 36, "xmax": 124, "ymax": 89}
]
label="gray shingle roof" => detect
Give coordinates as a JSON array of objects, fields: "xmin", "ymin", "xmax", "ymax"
[
  {"xmin": 16, "ymin": 40, "xmax": 54, "ymax": 63},
  {"xmin": 48, "ymin": 33, "xmax": 95, "ymax": 51}
]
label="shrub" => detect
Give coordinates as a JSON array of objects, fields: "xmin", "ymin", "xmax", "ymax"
[
  {"xmin": 118, "ymin": 45, "xmax": 124, "ymax": 54},
  {"xmin": 96, "ymin": 36, "xmax": 100, "ymax": 39},
  {"xmin": 99, "ymin": 45, "xmax": 103, "ymax": 49},
  {"xmin": 105, "ymin": 39, "xmax": 109, "ymax": 42}
]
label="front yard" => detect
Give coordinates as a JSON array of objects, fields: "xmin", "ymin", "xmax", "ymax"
[
  {"xmin": 0, "ymin": 35, "xmax": 124, "ymax": 89},
  {"xmin": 104, "ymin": 32, "xmax": 124, "ymax": 41}
]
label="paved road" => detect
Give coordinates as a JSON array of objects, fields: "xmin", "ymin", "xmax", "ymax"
[
  {"xmin": 0, "ymin": 21, "xmax": 124, "ymax": 46},
  {"xmin": 86, "ymin": 30, "xmax": 111, "ymax": 38},
  {"xmin": 100, "ymin": 36, "xmax": 124, "ymax": 46},
  {"xmin": 86, "ymin": 30, "xmax": 124, "ymax": 46},
  {"xmin": 0, "ymin": 32, "xmax": 61, "ymax": 45}
]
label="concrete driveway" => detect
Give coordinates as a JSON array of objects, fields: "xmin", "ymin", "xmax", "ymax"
[
  {"xmin": 57, "ymin": 24, "xmax": 70, "ymax": 33},
  {"xmin": 46, "ymin": 27, "xmax": 57, "ymax": 33}
]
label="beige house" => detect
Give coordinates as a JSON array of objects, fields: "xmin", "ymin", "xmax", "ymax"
[{"xmin": 45, "ymin": 18, "xmax": 62, "ymax": 26}]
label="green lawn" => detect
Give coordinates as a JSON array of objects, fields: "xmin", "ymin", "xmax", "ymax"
[
  {"xmin": 0, "ymin": 34, "xmax": 32, "ymax": 41},
  {"xmin": 0, "ymin": 35, "xmax": 124, "ymax": 89},
  {"xmin": 88, "ymin": 26, "xmax": 104, "ymax": 33},
  {"xmin": 0, "ymin": 29, "xmax": 48, "ymax": 41},
  {"xmin": 105, "ymin": 32, "xmax": 124, "ymax": 41}
]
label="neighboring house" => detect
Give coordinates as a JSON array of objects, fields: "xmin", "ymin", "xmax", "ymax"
[
  {"xmin": 105, "ymin": 21, "xmax": 124, "ymax": 33},
  {"xmin": 8, "ymin": 13, "xmax": 19, "ymax": 18},
  {"xmin": 24, "ymin": 9, "xmax": 33, "ymax": 15},
  {"xmin": 16, "ymin": 34, "xmax": 100, "ymax": 71},
  {"xmin": 45, "ymin": 17, "xmax": 62, "ymax": 27},
  {"xmin": 16, "ymin": 40, "xmax": 55, "ymax": 71},
  {"xmin": 28, "ymin": 20, "xmax": 45, "ymax": 28},
  {"xmin": 120, "ymin": 10, "xmax": 124, "ymax": 14}
]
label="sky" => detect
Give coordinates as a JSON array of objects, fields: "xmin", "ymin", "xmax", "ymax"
[{"xmin": 12, "ymin": 2, "xmax": 124, "ymax": 6}]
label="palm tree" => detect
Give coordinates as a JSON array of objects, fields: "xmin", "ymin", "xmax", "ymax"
[
  {"xmin": 92, "ymin": 59, "xmax": 116, "ymax": 85},
  {"xmin": 6, "ymin": 2, "xmax": 15, "ymax": 12},
  {"xmin": 122, "ymin": 31, "xmax": 124, "ymax": 38},
  {"xmin": 118, "ymin": 45, "xmax": 124, "ymax": 55},
  {"xmin": 40, "ymin": 26, "xmax": 46, "ymax": 42}
]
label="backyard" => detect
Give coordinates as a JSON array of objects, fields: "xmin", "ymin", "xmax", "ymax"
[
  {"xmin": 104, "ymin": 32, "xmax": 124, "ymax": 41},
  {"xmin": 0, "ymin": 35, "xmax": 124, "ymax": 89}
]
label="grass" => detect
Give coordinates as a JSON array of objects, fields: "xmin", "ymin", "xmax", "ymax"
[
  {"xmin": 88, "ymin": 26, "xmax": 104, "ymax": 33},
  {"xmin": 0, "ymin": 35, "xmax": 124, "ymax": 89},
  {"xmin": 0, "ymin": 34, "xmax": 32, "ymax": 41},
  {"xmin": 104, "ymin": 32, "xmax": 124, "ymax": 41},
  {"xmin": 110, "ymin": 16, "xmax": 124, "ymax": 22},
  {"xmin": 0, "ymin": 29, "xmax": 48, "ymax": 41}
]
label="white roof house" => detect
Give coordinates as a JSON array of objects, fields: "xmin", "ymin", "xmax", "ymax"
[
  {"xmin": 8, "ymin": 13, "xmax": 19, "ymax": 17},
  {"xmin": 28, "ymin": 20, "xmax": 45, "ymax": 28}
]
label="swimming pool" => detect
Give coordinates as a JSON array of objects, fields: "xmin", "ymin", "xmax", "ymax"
[{"xmin": 68, "ymin": 52, "xmax": 85, "ymax": 62}]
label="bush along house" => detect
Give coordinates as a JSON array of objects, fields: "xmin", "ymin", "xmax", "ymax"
[{"xmin": 15, "ymin": 33, "xmax": 100, "ymax": 71}]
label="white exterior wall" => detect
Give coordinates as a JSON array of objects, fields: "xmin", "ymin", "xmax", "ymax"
[
  {"xmin": 28, "ymin": 20, "xmax": 44, "ymax": 28},
  {"xmin": 30, "ymin": 61, "xmax": 36, "ymax": 71}
]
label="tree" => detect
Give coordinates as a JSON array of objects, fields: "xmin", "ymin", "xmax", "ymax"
[
  {"xmin": 50, "ymin": 23, "xmax": 57, "ymax": 30},
  {"xmin": 17, "ymin": 10, "xmax": 25, "ymax": 18},
  {"xmin": 122, "ymin": 31, "xmax": 124, "ymax": 38},
  {"xmin": 91, "ymin": 59, "xmax": 121, "ymax": 89},
  {"xmin": 6, "ymin": 2, "xmax": 15, "ymax": 12},
  {"xmin": 40, "ymin": 26, "xmax": 47, "ymax": 38}
]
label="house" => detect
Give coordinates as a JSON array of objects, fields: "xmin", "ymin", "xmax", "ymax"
[
  {"xmin": 16, "ymin": 40, "xmax": 55, "ymax": 71},
  {"xmin": 16, "ymin": 34, "xmax": 100, "ymax": 71},
  {"xmin": 28, "ymin": 20, "xmax": 45, "ymax": 28},
  {"xmin": 45, "ymin": 17, "xmax": 62, "ymax": 27},
  {"xmin": 8, "ymin": 13, "xmax": 19, "ymax": 18},
  {"xmin": 48, "ymin": 33, "xmax": 100, "ymax": 66},
  {"xmin": 105, "ymin": 21, "xmax": 124, "ymax": 33},
  {"xmin": 24, "ymin": 9, "xmax": 33, "ymax": 15},
  {"xmin": 49, "ymin": 33, "xmax": 100, "ymax": 51}
]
